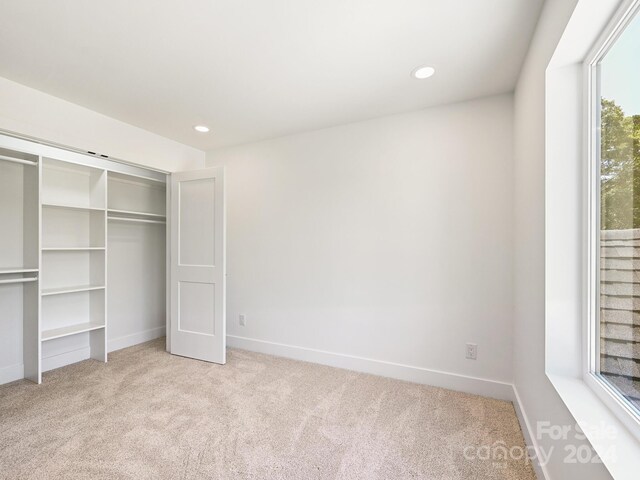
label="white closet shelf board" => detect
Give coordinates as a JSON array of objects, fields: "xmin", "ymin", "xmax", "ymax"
[
  {"xmin": 108, "ymin": 208, "xmax": 166, "ymax": 225},
  {"xmin": 41, "ymin": 285, "xmax": 105, "ymax": 297},
  {"xmin": 42, "ymin": 203, "xmax": 105, "ymax": 212},
  {"xmin": 108, "ymin": 216, "xmax": 166, "ymax": 225},
  {"xmin": 42, "ymin": 247, "xmax": 105, "ymax": 251},
  {"xmin": 41, "ymin": 323, "xmax": 105, "ymax": 341},
  {"xmin": 108, "ymin": 208, "xmax": 165, "ymax": 219}
]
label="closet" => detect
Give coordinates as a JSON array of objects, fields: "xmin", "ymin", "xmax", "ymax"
[
  {"xmin": 0, "ymin": 134, "xmax": 168, "ymax": 384},
  {"xmin": 0, "ymin": 132, "xmax": 225, "ymax": 385},
  {"xmin": 106, "ymin": 172, "xmax": 167, "ymax": 356}
]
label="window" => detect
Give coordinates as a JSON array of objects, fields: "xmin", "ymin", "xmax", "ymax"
[{"xmin": 588, "ymin": 1, "xmax": 640, "ymax": 433}]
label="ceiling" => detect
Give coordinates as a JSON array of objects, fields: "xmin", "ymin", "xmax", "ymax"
[{"xmin": 0, "ymin": 0, "xmax": 544, "ymax": 151}]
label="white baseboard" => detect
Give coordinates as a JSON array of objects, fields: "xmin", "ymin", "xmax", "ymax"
[
  {"xmin": 0, "ymin": 363, "xmax": 24, "ymax": 385},
  {"xmin": 42, "ymin": 347, "xmax": 90, "ymax": 372},
  {"xmin": 1, "ymin": 327, "xmax": 166, "ymax": 384},
  {"xmin": 227, "ymin": 334, "xmax": 515, "ymax": 401},
  {"xmin": 229, "ymin": 335, "xmax": 548, "ymax": 478},
  {"xmin": 42, "ymin": 327, "xmax": 166, "ymax": 371},
  {"xmin": 512, "ymin": 385, "xmax": 549, "ymax": 480},
  {"xmin": 108, "ymin": 326, "xmax": 166, "ymax": 353}
]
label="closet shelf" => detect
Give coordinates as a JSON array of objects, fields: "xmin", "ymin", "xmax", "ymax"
[
  {"xmin": 0, "ymin": 268, "xmax": 38, "ymax": 275},
  {"xmin": 42, "ymin": 202, "xmax": 105, "ymax": 212},
  {"xmin": 108, "ymin": 208, "xmax": 165, "ymax": 219},
  {"xmin": 107, "ymin": 209, "xmax": 166, "ymax": 224},
  {"xmin": 42, "ymin": 247, "xmax": 106, "ymax": 252},
  {"xmin": 41, "ymin": 323, "xmax": 105, "ymax": 342},
  {"xmin": 41, "ymin": 284, "xmax": 105, "ymax": 297},
  {"xmin": 108, "ymin": 216, "xmax": 166, "ymax": 225},
  {"xmin": 0, "ymin": 277, "xmax": 38, "ymax": 285}
]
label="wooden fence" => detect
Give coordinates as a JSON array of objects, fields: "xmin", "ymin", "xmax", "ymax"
[{"xmin": 600, "ymin": 228, "xmax": 640, "ymax": 408}]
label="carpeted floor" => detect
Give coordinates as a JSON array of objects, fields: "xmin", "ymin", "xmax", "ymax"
[{"xmin": 0, "ymin": 339, "xmax": 536, "ymax": 479}]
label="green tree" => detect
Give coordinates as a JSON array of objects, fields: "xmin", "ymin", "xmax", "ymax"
[{"xmin": 600, "ymin": 98, "xmax": 640, "ymax": 229}]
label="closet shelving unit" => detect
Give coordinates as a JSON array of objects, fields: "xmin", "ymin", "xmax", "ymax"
[
  {"xmin": 40, "ymin": 157, "xmax": 107, "ymax": 363},
  {"xmin": 0, "ymin": 134, "xmax": 168, "ymax": 385}
]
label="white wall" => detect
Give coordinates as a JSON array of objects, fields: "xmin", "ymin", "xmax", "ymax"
[
  {"xmin": 513, "ymin": 0, "xmax": 613, "ymax": 478},
  {"xmin": 0, "ymin": 76, "xmax": 204, "ymax": 172},
  {"xmin": 207, "ymin": 94, "xmax": 515, "ymax": 395},
  {"xmin": 107, "ymin": 222, "xmax": 166, "ymax": 350}
]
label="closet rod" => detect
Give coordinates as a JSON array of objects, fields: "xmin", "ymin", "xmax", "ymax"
[
  {"xmin": 0, "ymin": 154, "xmax": 37, "ymax": 166},
  {"xmin": 0, "ymin": 277, "xmax": 38, "ymax": 285},
  {"xmin": 107, "ymin": 216, "xmax": 166, "ymax": 225}
]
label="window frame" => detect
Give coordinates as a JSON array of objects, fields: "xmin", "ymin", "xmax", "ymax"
[{"xmin": 585, "ymin": 0, "xmax": 640, "ymax": 442}]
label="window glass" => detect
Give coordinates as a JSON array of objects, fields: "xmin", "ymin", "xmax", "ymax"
[{"xmin": 598, "ymin": 12, "xmax": 640, "ymax": 412}]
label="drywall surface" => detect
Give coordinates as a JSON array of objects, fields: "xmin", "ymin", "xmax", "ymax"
[
  {"xmin": 107, "ymin": 222, "xmax": 166, "ymax": 350},
  {"xmin": 208, "ymin": 94, "xmax": 515, "ymax": 391},
  {"xmin": 513, "ymin": 0, "xmax": 613, "ymax": 477},
  {"xmin": 0, "ymin": 76, "xmax": 204, "ymax": 172}
]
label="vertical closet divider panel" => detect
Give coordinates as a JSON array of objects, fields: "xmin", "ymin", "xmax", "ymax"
[
  {"xmin": 23, "ymin": 156, "xmax": 41, "ymax": 382},
  {"xmin": 91, "ymin": 169, "xmax": 108, "ymax": 362},
  {"xmin": 165, "ymin": 179, "xmax": 171, "ymax": 352}
]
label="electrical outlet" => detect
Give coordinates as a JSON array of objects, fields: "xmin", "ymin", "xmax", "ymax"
[
  {"xmin": 239, "ymin": 314, "xmax": 246, "ymax": 327},
  {"xmin": 466, "ymin": 343, "xmax": 478, "ymax": 360}
]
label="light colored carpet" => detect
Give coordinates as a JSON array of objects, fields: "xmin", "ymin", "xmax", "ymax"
[{"xmin": 0, "ymin": 339, "xmax": 535, "ymax": 479}]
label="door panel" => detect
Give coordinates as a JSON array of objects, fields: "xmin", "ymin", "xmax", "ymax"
[
  {"xmin": 178, "ymin": 177, "xmax": 216, "ymax": 266},
  {"xmin": 170, "ymin": 167, "xmax": 225, "ymax": 364},
  {"xmin": 178, "ymin": 281, "xmax": 215, "ymax": 335}
]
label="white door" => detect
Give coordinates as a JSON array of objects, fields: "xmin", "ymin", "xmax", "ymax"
[{"xmin": 170, "ymin": 167, "xmax": 225, "ymax": 363}]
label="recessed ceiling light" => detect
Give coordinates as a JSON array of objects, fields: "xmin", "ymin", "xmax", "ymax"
[
  {"xmin": 194, "ymin": 125, "xmax": 210, "ymax": 133},
  {"xmin": 412, "ymin": 66, "xmax": 436, "ymax": 80}
]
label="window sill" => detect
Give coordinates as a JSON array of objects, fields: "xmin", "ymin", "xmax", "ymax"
[{"xmin": 548, "ymin": 373, "xmax": 640, "ymax": 479}]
